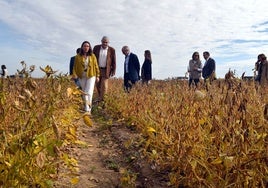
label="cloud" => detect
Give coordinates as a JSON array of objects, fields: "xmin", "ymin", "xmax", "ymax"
[{"xmin": 0, "ymin": 0, "xmax": 268, "ymax": 79}]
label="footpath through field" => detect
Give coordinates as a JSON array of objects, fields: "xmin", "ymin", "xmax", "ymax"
[{"xmin": 55, "ymin": 109, "xmax": 170, "ymax": 188}]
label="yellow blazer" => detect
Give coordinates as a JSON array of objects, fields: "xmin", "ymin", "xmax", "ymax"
[{"xmin": 72, "ymin": 54, "xmax": 100, "ymax": 79}]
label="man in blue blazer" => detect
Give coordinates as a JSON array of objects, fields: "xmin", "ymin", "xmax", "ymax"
[
  {"xmin": 202, "ymin": 51, "xmax": 216, "ymax": 83},
  {"xmin": 121, "ymin": 46, "xmax": 140, "ymax": 92}
]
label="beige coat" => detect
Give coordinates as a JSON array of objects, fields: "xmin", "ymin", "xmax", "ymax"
[{"xmin": 188, "ymin": 60, "xmax": 202, "ymax": 79}]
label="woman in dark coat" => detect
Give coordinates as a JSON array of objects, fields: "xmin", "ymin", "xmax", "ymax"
[
  {"xmin": 141, "ymin": 50, "xmax": 152, "ymax": 85},
  {"xmin": 258, "ymin": 53, "xmax": 268, "ymax": 86}
]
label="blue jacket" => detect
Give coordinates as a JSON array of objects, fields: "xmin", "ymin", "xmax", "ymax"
[
  {"xmin": 124, "ymin": 53, "xmax": 140, "ymax": 81},
  {"xmin": 202, "ymin": 58, "xmax": 215, "ymax": 79},
  {"xmin": 69, "ymin": 56, "xmax": 75, "ymax": 75}
]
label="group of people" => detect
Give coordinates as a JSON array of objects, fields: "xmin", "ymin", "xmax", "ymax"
[
  {"xmin": 187, "ymin": 51, "xmax": 216, "ymax": 88},
  {"xmin": 188, "ymin": 51, "xmax": 268, "ymax": 88},
  {"xmin": 69, "ymin": 36, "xmax": 152, "ymax": 113},
  {"xmin": 254, "ymin": 53, "xmax": 268, "ymax": 85}
]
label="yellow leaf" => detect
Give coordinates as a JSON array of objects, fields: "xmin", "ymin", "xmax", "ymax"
[
  {"xmin": 83, "ymin": 115, "xmax": 93, "ymax": 127},
  {"xmin": 69, "ymin": 127, "xmax": 77, "ymax": 136},
  {"xmin": 5, "ymin": 161, "xmax": 11, "ymax": 168},
  {"xmin": 33, "ymin": 146, "xmax": 42, "ymax": 154},
  {"xmin": 199, "ymin": 118, "xmax": 206, "ymax": 125},
  {"xmin": 147, "ymin": 127, "xmax": 156, "ymax": 133},
  {"xmin": 14, "ymin": 100, "xmax": 20, "ymax": 107},
  {"xmin": 190, "ymin": 160, "xmax": 197, "ymax": 170},
  {"xmin": 61, "ymin": 153, "xmax": 69, "ymax": 164},
  {"xmin": 65, "ymin": 133, "xmax": 76, "ymax": 141},
  {"xmin": 73, "ymin": 89, "xmax": 84, "ymax": 95},
  {"xmin": 240, "ymin": 134, "xmax": 244, "ymax": 142},
  {"xmin": 33, "ymin": 140, "xmax": 39, "ymax": 146},
  {"xmin": 211, "ymin": 157, "xmax": 223, "ymax": 165},
  {"xmin": 67, "ymin": 88, "xmax": 73, "ymax": 98},
  {"xmin": 74, "ymin": 140, "xmax": 88, "ymax": 147},
  {"xmin": 70, "ymin": 177, "xmax": 79, "ymax": 185}
]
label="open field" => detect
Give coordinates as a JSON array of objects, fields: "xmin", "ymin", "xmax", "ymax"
[
  {"xmin": 104, "ymin": 77, "xmax": 268, "ymax": 187},
  {"xmin": 0, "ymin": 74, "xmax": 267, "ymax": 187}
]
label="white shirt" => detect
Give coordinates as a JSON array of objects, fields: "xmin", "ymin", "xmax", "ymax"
[
  {"xmin": 204, "ymin": 57, "xmax": 210, "ymax": 67},
  {"xmin": 125, "ymin": 54, "xmax": 130, "ymax": 73},
  {"xmin": 98, "ymin": 47, "xmax": 108, "ymax": 68},
  {"xmin": 83, "ymin": 57, "xmax": 88, "ymax": 69}
]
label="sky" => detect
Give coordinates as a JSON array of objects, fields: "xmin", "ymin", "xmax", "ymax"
[{"xmin": 1, "ymin": 0, "xmax": 268, "ymax": 79}]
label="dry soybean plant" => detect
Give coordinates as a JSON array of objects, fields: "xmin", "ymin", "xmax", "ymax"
[{"xmin": 104, "ymin": 77, "xmax": 268, "ymax": 187}]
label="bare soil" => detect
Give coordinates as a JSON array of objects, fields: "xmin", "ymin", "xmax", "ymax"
[{"xmin": 55, "ymin": 107, "xmax": 171, "ymax": 188}]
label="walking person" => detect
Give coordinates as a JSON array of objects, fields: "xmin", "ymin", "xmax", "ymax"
[
  {"xmin": 69, "ymin": 48, "xmax": 81, "ymax": 88},
  {"xmin": 93, "ymin": 36, "xmax": 116, "ymax": 101},
  {"xmin": 202, "ymin": 51, "xmax": 216, "ymax": 83},
  {"xmin": 121, "ymin": 46, "xmax": 140, "ymax": 92},
  {"xmin": 141, "ymin": 50, "xmax": 152, "ymax": 85},
  {"xmin": 0, "ymin": 65, "xmax": 8, "ymax": 78},
  {"xmin": 188, "ymin": 52, "xmax": 202, "ymax": 88},
  {"xmin": 72, "ymin": 41, "xmax": 100, "ymax": 113}
]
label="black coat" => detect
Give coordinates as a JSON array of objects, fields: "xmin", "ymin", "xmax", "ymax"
[
  {"xmin": 141, "ymin": 59, "xmax": 152, "ymax": 80},
  {"xmin": 69, "ymin": 56, "xmax": 75, "ymax": 75},
  {"xmin": 202, "ymin": 58, "xmax": 215, "ymax": 79},
  {"xmin": 124, "ymin": 53, "xmax": 140, "ymax": 81}
]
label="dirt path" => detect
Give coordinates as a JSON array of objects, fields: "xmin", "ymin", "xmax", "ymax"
[{"xmin": 55, "ymin": 110, "xmax": 171, "ymax": 188}]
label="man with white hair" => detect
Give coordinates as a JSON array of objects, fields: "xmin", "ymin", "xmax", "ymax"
[
  {"xmin": 121, "ymin": 46, "xmax": 140, "ymax": 92},
  {"xmin": 93, "ymin": 36, "xmax": 116, "ymax": 101}
]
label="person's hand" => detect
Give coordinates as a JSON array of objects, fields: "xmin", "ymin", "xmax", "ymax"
[{"xmin": 96, "ymin": 77, "xmax": 100, "ymax": 83}]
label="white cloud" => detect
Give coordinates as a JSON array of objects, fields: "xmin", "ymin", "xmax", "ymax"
[{"xmin": 0, "ymin": 0, "xmax": 268, "ymax": 79}]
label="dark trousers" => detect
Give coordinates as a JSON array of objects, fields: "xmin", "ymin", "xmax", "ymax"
[
  {"xmin": 124, "ymin": 73, "xmax": 137, "ymax": 92},
  {"xmin": 189, "ymin": 78, "xmax": 199, "ymax": 87}
]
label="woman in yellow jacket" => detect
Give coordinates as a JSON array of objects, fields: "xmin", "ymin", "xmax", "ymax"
[{"xmin": 72, "ymin": 41, "xmax": 100, "ymax": 113}]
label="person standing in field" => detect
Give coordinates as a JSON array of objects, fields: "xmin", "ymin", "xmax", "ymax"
[
  {"xmin": 72, "ymin": 41, "xmax": 100, "ymax": 113},
  {"xmin": 121, "ymin": 46, "xmax": 140, "ymax": 92},
  {"xmin": 141, "ymin": 50, "xmax": 152, "ymax": 85},
  {"xmin": 188, "ymin": 52, "xmax": 202, "ymax": 88},
  {"xmin": 257, "ymin": 53, "xmax": 268, "ymax": 86},
  {"xmin": 254, "ymin": 54, "xmax": 262, "ymax": 82},
  {"xmin": 93, "ymin": 36, "xmax": 116, "ymax": 101},
  {"xmin": 0, "ymin": 65, "xmax": 8, "ymax": 78},
  {"xmin": 202, "ymin": 51, "xmax": 216, "ymax": 83},
  {"xmin": 70, "ymin": 48, "xmax": 81, "ymax": 88}
]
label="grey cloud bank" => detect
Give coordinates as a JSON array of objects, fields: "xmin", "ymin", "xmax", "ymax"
[{"xmin": 0, "ymin": 0, "xmax": 268, "ymax": 79}]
